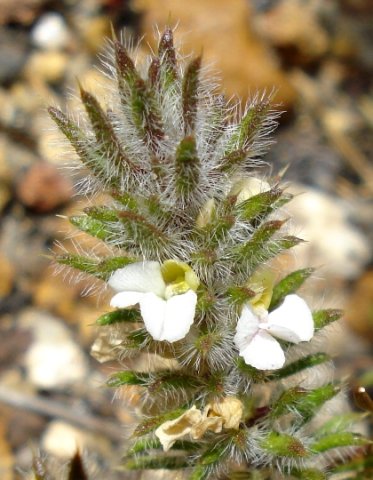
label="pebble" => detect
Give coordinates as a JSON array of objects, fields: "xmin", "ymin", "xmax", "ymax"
[
  {"xmin": 24, "ymin": 51, "xmax": 69, "ymax": 84},
  {"xmin": 31, "ymin": 13, "xmax": 71, "ymax": 51},
  {"xmin": 16, "ymin": 162, "xmax": 73, "ymax": 213},
  {"xmin": 41, "ymin": 421, "xmax": 94, "ymax": 458},
  {"xmin": 19, "ymin": 309, "xmax": 89, "ymax": 389},
  {"xmin": 287, "ymin": 185, "xmax": 371, "ymax": 280}
]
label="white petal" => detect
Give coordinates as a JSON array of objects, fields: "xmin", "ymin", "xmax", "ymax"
[
  {"xmin": 108, "ymin": 261, "xmax": 166, "ymax": 297},
  {"xmin": 139, "ymin": 291, "xmax": 197, "ymax": 342},
  {"xmin": 139, "ymin": 292, "xmax": 167, "ymax": 341},
  {"xmin": 234, "ymin": 304, "xmax": 260, "ymax": 352},
  {"xmin": 239, "ymin": 330, "xmax": 285, "ymax": 370},
  {"xmin": 161, "ymin": 291, "xmax": 197, "ymax": 342},
  {"xmin": 265, "ymin": 294, "xmax": 314, "ymax": 343},
  {"xmin": 110, "ymin": 291, "xmax": 144, "ymax": 308}
]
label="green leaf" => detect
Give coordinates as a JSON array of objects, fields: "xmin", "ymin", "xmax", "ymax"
[
  {"xmin": 79, "ymin": 85, "xmax": 135, "ymax": 174},
  {"xmin": 182, "ymin": 56, "xmax": 201, "ymax": 133},
  {"xmin": 114, "ymin": 41, "xmax": 164, "ymax": 150},
  {"xmin": 124, "ymin": 455, "xmax": 189, "ymax": 470},
  {"xmin": 268, "ymin": 353, "xmax": 331, "ymax": 381},
  {"xmin": 247, "ymin": 235, "xmax": 303, "ymax": 273},
  {"xmin": 133, "ymin": 408, "xmax": 187, "ymax": 437},
  {"xmin": 124, "ymin": 328, "xmax": 149, "ymax": 350},
  {"xmin": 56, "ymin": 254, "xmax": 135, "ymax": 280},
  {"xmin": 269, "ymin": 268, "xmax": 315, "ymax": 310},
  {"xmin": 48, "ymin": 107, "xmax": 110, "ymax": 182},
  {"xmin": 69, "ymin": 215, "xmax": 111, "ymax": 241},
  {"xmin": 108, "ymin": 371, "xmax": 151, "ymax": 387},
  {"xmin": 271, "ymin": 384, "xmax": 340, "ymax": 423},
  {"xmin": 158, "ymin": 28, "xmax": 178, "ymax": 88},
  {"xmin": 237, "ymin": 220, "xmax": 287, "ymax": 260},
  {"xmin": 291, "ymin": 468, "xmax": 327, "ymax": 480},
  {"xmin": 226, "ymin": 286, "xmax": 256, "ymax": 306},
  {"xmin": 96, "ymin": 309, "xmax": 141, "ymax": 326},
  {"xmin": 128, "ymin": 437, "xmax": 199, "ymax": 455},
  {"xmin": 311, "ymin": 432, "xmax": 370, "ymax": 453},
  {"xmin": 225, "ymin": 99, "xmax": 272, "ymax": 154},
  {"xmin": 313, "ymin": 309, "xmax": 343, "ymax": 330},
  {"xmin": 114, "ymin": 40, "xmax": 138, "ymax": 85},
  {"xmin": 235, "ymin": 187, "xmax": 283, "ymax": 223},
  {"xmin": 84, "ymin": 206, "xmax": 119, "ymax": 222},
  {"xmin": 118, "ymin": 210, "xmax": 168, "ymax": 251},
  {"xmin": 148, "ymin": 56, "xmax": 160, "ymax": 88},
  {"xmin": 175, "ymin": 136, "xmax": 200, "ymax": 201},
  {"xmin": 261, "ymin": 431, "xmax": 308, "ymax": 457}
]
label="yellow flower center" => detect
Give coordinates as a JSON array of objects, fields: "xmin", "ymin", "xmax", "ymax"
[
  {"xmin": 161, "ymin": 259, "xmax": 200, "ymax": 300},
  {"xmin": 247, "ymin": 269, "xmax": 275, "ymax": 312}
]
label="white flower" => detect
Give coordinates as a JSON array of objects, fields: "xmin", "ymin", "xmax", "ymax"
[
  {"xmin": 108, "ymin": 260, "xmax": 199, "ymax": 343},
  {"xmin": 234, "ymin": 294, "xmax": 314, "ymax": 370}
]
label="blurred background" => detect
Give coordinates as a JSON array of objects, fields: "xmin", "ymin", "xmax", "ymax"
[{"xmin": 0, "ymin": 0, "xmax": 372, "ymax": 478}]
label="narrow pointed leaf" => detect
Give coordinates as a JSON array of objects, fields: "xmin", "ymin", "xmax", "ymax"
[
  {"xmin": 313, "ymin": 309, "xmax": 343, "ymax": 330},
  {"xmin": 238, "ymin": 220, "xmax": 287, "ymax": 259},
  {"xmin": 56, "ymin": 254, "xmax": 135, "ymax": 280},
  {"xmin": 148, "ymin": 57, "xmax": 161, "ymax": 87},
  {"xmin": 175, "ymin": 136, "xmax": 200, "ymax": 201},
  {"xmin": 79, "ymin": 86, "xmax": 135, "ymax": 173},
  {"xmin": 48, "ymin": 107, "xmax": 109, "ymax": 181},
  {"xmin": 291, "ymin": 469, "xmax": 327, "ymax": 480},
  {"xmin": 235, "ymin": 187, "xmax": 283, "ymax": 222},
  {"xmin": 96, "ymin": 309, "xmax": 141, "ymax": 325},
  {"xmin": 268, "ymin": 353, "xmax": 331, "ymax": 381},
  {"xmin": 246, "ymin": 235, "xmax": 303, "ymax": 273},
  {"xmin": 228, "ymin": 99, "xmax": 272, "ymax": 152},
  {"xmin": 108, "ymin": 371, "xmax": 151, "ymax": 387},
  {"xmin": 114, "ymin": 41, "xmax": 138, "ymax": 85},
  {"xmin": 269, "ymin": 268, "xmax": 315, "ymax": 310},
  {"xmin": 311, "ymin": 432, "xmax": 370, "ymax": 453},
  {"xmin": 125, "ymin": 455, "xmax": 189, "ymax": 470},
  {"xmin": 271, "ymin": 384, "xmax": 340, "ymax": 423},
  {"xmin": 115, "ymin": 42, "xmax": 164, "ymax": 150},
  {"xmin": 226, "ymin": 286, "xmax": 256, "ymax": 305},
  {"xmin": 69, "ymin": 215, "xmax": 112, "ymax": 240},
  {"xmin": 183, "ymin": 56, "xmax": 201, "ymax": 133},
  {"xmin": 118, "ymin": 210, "xmax": 168, "ymax": 250},
  {"xmin": 158, "ymin": 28, "xmax": 178, "ymax": 87},
  {"xmin": 84, "ymin": 206, "xmax": 119, "ymax": 222},
  {"xmin": 261, "ymin": 431, "xmax": 308, "ymax": 457}
]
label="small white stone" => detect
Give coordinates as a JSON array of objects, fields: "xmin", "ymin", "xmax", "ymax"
[
  {"xmin": 31, "ymin": 13, "xmax": 70, "ymax": 50},
  {"xmin": 20, "ymin": 309, "xmax": 88, "ymax": 389},
  {"xmin": 287, "ymin": 185, "xmax": 370, "ymax": 279},
  {"xmin": 42, "ymin": 421, "xmax": 88, "ymax": 458}
]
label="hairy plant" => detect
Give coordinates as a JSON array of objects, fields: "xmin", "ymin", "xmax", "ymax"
[{"xmin": 48, "ymin": 28, "xmax": 371, "ymax": 480}]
